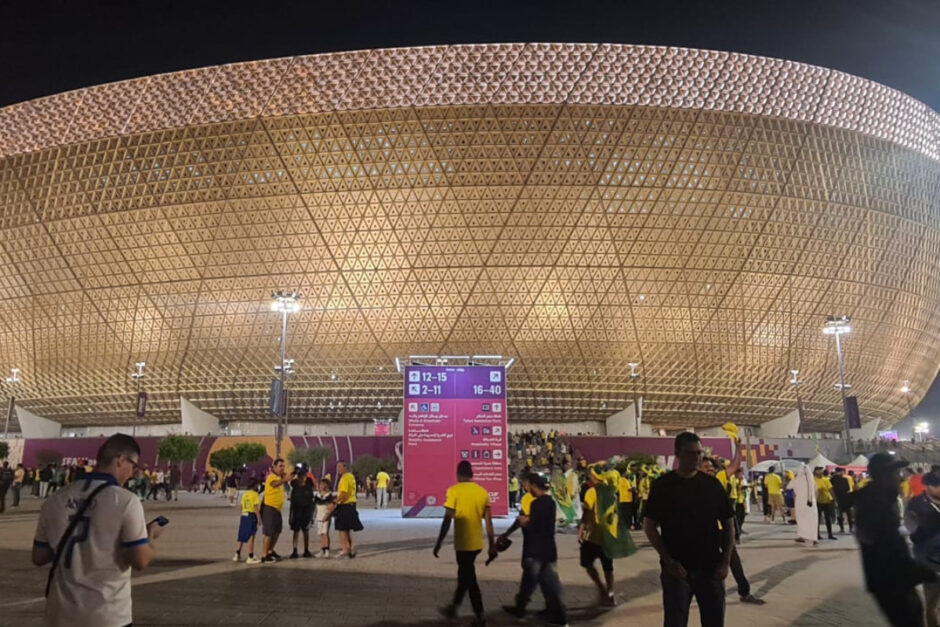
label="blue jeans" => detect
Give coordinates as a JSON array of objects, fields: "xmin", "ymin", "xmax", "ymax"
[
  {"xmin": 516, "ymin": 558, "xmax": 566, "ymax": 623},
  {"xmin": 661, "ymin": 566, "xmax": 725, "ymax": 627}
]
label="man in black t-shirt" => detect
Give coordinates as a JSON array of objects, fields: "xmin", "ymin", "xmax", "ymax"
[
  {"xmin": 644, "ymin": 432, "xmax": 734, "ymax": 627},
  {"xmin": 501, "ymin": 472, "xmax": 567, "ymax": 626},
  {"xmin": 830, "ymin": 467, "xmax": 853, "ymax": 533}
]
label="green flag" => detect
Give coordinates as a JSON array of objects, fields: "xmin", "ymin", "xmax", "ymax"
[
  {"xmin": 550, "ymin": 468, "xmax": 577, "ymax": 524},
  {"xmin": 595, "ymin": 479, "xmax": 637, "ymax": 559}
]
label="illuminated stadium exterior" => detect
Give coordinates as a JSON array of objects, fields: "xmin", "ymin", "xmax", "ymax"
[{"xmin": 0, "ymin": 43, "xmax": 938, "ymax": 430}]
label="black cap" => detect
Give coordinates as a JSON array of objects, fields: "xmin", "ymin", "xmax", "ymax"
[
  {"xmin": 530, "ymin": 473, "xmax": 550, "ymax": 490},
  {"xmin": 867, "ymin": 452, "xmax": 909, "ymax": 477}
]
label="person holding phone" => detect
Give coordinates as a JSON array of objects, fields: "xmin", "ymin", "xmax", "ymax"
[
  {"xmin": 31, "ymin": 433, "xmax": 165, "ymax": 627},
  {"xmin": 261, "ymin": 458, "xmax": 294, "ymax": 563}
]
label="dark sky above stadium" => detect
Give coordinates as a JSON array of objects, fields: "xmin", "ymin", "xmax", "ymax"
[{"xmin": 2, "ymin": 0, "xmax": 939, "ymax": 425}]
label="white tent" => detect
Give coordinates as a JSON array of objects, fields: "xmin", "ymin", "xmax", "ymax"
[
  {"xmin": 807, "ymin": 452, "xmax": 838, "ymax": 469},
  {"xmin": 848, "ymin": 454, "xmax": 870, "ymax": 468},
  {"xmin": 749, "ymin": 459, "xmax": 803, "ymax": 474}
]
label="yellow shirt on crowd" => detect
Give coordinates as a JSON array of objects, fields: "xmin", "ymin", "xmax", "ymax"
[
  {"xmin": 715, "ymin": 469, "xmax": 728, "ymax": 488},
  {"xmin": 509, "ymin": 477, "xmax": 519, "ymax": 492},
  {"xmin": 815, "ymin": 476, "xmax": 834, "ymax": 504},
  {"xmin": 901, "ymin": 477, "xmax": 912, "ymax": 500},
  {"xmin": 638, "ymin": 476, "xmax": 651, "ymax": 500},
  {"xmin": 728, "ymin": 475, "xmax": 740, "ymax": 502},
  {"xmin": 444, "ymin": 481, "xmax": 490, "ymax": 551},
  {"xmin": 846, "ymin": 475, "xmax": 856, "ymax": 491},
  {"xmin": 520, "ymin": 491, "xmax": 534, "ymax": 516},
  {"xmin": 376, "ymin": 471, "xmax": 390, "ymax": 489},
  {"xmin": 241, "ymin": 489, "xmax": 260, "ymax": 515},
  {"xmin": 618, "ymin": 475, "xmax": 634, "ymax": 503},
  {"xmin": 338, "ymin": 471, "xmax": 357, "ymax": 504},
  {"xmin": 264, "ymin": 473, "xmax": 285, "ymax": 510},
  {"xmin": 858, "ymin": 477, "xmax": 871, "ymax": 488},
  {"xmin": 764, "ymin": 473, "xmax": 782, "ymax": 495}
]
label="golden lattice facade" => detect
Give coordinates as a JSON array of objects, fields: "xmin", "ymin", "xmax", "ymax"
[{"xmin": 0, "ymin": 44, "xmax": 939, "ymax": 430}]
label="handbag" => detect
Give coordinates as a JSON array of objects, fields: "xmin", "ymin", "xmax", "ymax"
[{"xmin": 45, "ymin": 482, "xmax": 112, "ymax": 597}]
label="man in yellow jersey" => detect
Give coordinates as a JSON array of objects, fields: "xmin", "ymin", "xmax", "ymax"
[
  {"xmin": 637, "ymin": 469, "xmax": 651, "ymax": 522},
  {"xmin": 375, "ymin": 468, "xmax": 391, "ymax": 509},
  {"xmin": 233, "ymin": 477, "xmax": 262, "ymax": 564},
  {"xmin": 508, "ymin": 473, "xmax": 520, "ymax": 511},
  {"xmin": 731, "ymin": 467, "xmax": 748, "ymax": 539},
  {"xmin": 434, "ymin": 461, "xmax": 496, "ymax": 627},
  {"xmin": 331, "ymin": 460, "xmax": 363, "ymax": 558},
  {"xmin": 764, "ymin": 466, "xmax": 784, "ymax": 523},
  {"xmin": 579, "ymin": 469, "xmax": 616, "ymax": 607},
  {"xmin": 618, "ymin": 469, "xmax": 636, "ymax": 531},
  {"xmin": 814, "ymin": 467, "xmax": 837, "ymax": 541},
  {"xmin": 261, "ymin": 458, "xmax": 295, "ymax": 563}
]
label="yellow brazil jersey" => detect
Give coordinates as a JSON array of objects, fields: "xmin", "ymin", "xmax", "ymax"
[
  {"xmin": 520, "ymin": 491, "xmax": 534, "ymax": 516},
  {"xmin": 338, "ymin": 472, "xmax": 357, "ymax": 504},
  {"xmin": 901, "ymin": 478, "xmax": 912, "ymax": 500},
  {"xmin": 815, "ymin": 476, "xmax": 834, "ymax": 504},
  {"xmin": 618, "ymin": 475, "xmax": 634, "ymax": 503},
  {"xmin": 764, "ymin": 473, "xmax": 782, "ymax": 495},
  {"xmin": 846, "ymin": 475, "xmax": 856, "ymax": 491},
  {"xmin": 241, "ymin": 489, "xmax": 260, "ymax": 515},
  {"xmin": 638, "ymin": 476, "xmax": 651, "ymax": 500},
  {"xmin": 444, "ymin": 481, "xmax": 491, "ymax": 551},
  {"xmin": 858, "ymin": 477, "xmax": 871, "ymax": 488},
  {"xmin": 509, "ymin": 477, "xmax": 519, "ymax": 492},
  {"xmin": 264, "ymin": 473, "xmax": 285, "ymax": 510},
  {"xmin": 727, "ymin": 475, "xmax": 739, "ymax": 501},
  {"xmin": 582, "ymin": 487, "xmax": 603, "ymax": 544},
  {"xmin": 715, "ymin": 470, "xmax": 728, "ymax": 488},
  {"xmin": 376, "ymin": 471, "xmax": 390, "ymax": 489}
]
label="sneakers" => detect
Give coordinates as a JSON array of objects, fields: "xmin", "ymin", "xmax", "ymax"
[
  {"xmin": 438, "ymin": 604, "xmax": 457, "ymax": 620},
  {"xmin": 740, "ymin": 594, "xmax": 766, "ymax": 605},
  {"xmin": 231, "ymin": 553, "xmax": 241, "ymax": 562},
  {"xmin": 336, "ymin": 550, "xmax": 349, "ymax": 558},
  {"xmin": 302, "ymin": 550, "xmax": 313, "ymax": 558},
  {"xmin": 245, "ymin": 556, "xmax": 261, "ymax": 564},
  {"xmin": 827, "ymin": 535, "xmax": 838, "ymax": 540},
  {"xmin": 289, "ymin": 550, "xmax": 299, "ymax": 559},
  {"xmin": 317, "ymin": 549, "xmax": 331, "ymax": 559},
  {"xmin": 599, "ymin": 592, "xmax": 616, "ymax": 607},
  {"xmin": 270, "ymin": 551, "xmax": 283, "ymax": 560},
  {"xmin": 502, "ymin": 604, "xmax": 526, "ymax": 620}
]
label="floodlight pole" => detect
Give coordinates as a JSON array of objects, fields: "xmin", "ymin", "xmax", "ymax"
[
  {"xmin": 130, "ymin": 362, "xmax": 145, "ymax": 438},
  {"xmin": 272, "ymin": 291, "xmax": 299, "ymax": 459},
  {"xmin": 628, "ymin": 362, "xmax": 641, "ymax": 435},
  {"xmin": 3, "ymin": 368, "xmax": 19, "ymax": 439},
  {"xmin": 824, "ymin": 316, "xmax": 854, "ymax": 457}
]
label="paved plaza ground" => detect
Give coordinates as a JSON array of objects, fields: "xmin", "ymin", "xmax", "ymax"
[{"xmin": 0, "ymin": 491, "xmax": 891, "ymax": 626}]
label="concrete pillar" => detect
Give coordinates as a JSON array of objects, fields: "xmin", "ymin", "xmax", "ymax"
[
  {"xmin": 604, "ymin": 400, "xmax": 641, "ymax": 436},
  {"xmin": 849, "ymin": 418, "xmax": 880, "ymax": 441}
]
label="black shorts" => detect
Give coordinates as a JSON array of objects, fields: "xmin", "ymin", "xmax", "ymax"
[
  {"xmin": 289, "ymin": 507, "xmax": 313, "ymax": 531},
  {"xmin": 334, "ymin": 503, "xmax": 364, "ymax": 532},
  {"xmin": 261, "ymin": 504, "xmax": 283, "ymax": 536},
  {"xmin": 580, "ymin": 541, "xmax": 613, "ymax": 572}
]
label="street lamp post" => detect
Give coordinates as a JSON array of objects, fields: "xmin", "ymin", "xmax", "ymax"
[
  {"xmin": 130, "ymin": 362, "xmax": 145, "ymax": 437},
  {"xmin": 789, "ymin": 369, "xmax": 803, "ymax": 433},
  {"xmin": 3, "ymin": 368, "xmax": 20, "ymax": 438},
  {"xmin": 627, "ymin": 362, "xmax": 641, "ymax": 435},
  {"xmin": 271, "ymin": 291, "xmax": 300, "ymax": 458},
  {"xmin": 823, "ymin": 315, "xmax": 854, "ymax": 456}
]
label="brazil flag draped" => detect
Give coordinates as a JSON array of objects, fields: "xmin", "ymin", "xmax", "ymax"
[
  {"xmin": 550, "ymin": 468, "xmax": 577, "ymax": 524},
  {"xmin": 591, "ymin": 466, "xmax": 638, "ymax": 559}
]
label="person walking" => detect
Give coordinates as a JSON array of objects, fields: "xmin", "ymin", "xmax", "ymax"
[
  {"xmin": 578, "ymin": 466, "xmax": 616, "ymax": 607},
  {"xmin": 791, "ymin": 464, "xmax": 818, "ymax": 545},
  {"xmin": 830, "ymin": 467, "xmax": 854, "ymax": 534},
  {"xmin": 855, "ymin": 452, "xmax": 936, "ymax": 626},
  {"xmin": 31, "ymin": 434, "xmax": 163, "ymax": 627},
  {"xmin": 501, "ymin": 472, "xmax": 568, "ymax": 626},
  {"xmin": 763, "ymin": 466, "xmax": 784, "ymax": 523},
  {"xmin": 814, "ymin": 467, "xmax": 837, "ymax": 541},
  {"xmin": 12, "ymin": 463, "xmax": 25, "ymax": 507},
  {"xmin": 644, "ymin": 433, "xmax": 735, "ymax": 627},
  {"xmin": 167, "ymin": 464, "xmax": 181, "ymax": 502},
  {"xmin": 39, "ymin": 464, "xmax": 53, "ymax": 498},
  {"xmin": 375, "ymin": 469, "xmax": 391, "ymax": 509},
  {"xmin": 508, "ymin": 473, "xmax": 519, "ymax": 511},
  {"xmin": 331, "ymin": 460, "xmax": 363, "ymax": 558},
  {"xmin": 905, "ymin": 471, "xmax": 940, "ymax": 626},
  {"xmin": 261, "ymin": 458, "xmax": 295, "ymax": 563},
  {"xmin": 433, "ymin": 460, "xmax": 496, "ymax": 627},
  {"xmin": 314, "ymin": 478, "xmax": 335, "ymax": 558},
  {"xmin": 0, "ymin": 461, "xmax": 13, "ymax": 512}
]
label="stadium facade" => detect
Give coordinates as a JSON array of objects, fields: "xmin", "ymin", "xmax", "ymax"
[{"xmin": 0, "ymin": 43, "xmax": 938, "ymax": 430}]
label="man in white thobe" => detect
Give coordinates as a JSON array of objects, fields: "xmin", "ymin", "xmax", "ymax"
[{"xmin": 791, "ymin": 464, "xmax": 818, "ymax": 545}]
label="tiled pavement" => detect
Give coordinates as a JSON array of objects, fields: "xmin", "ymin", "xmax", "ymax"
[{"xmin": 0, "ymin": 492, "xmax": 891, "ymax": 626}]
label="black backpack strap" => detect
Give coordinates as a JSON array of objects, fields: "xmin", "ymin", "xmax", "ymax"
[{"xmin": 45, "ymin": 482, "xmax": 112, "ymax": 597}]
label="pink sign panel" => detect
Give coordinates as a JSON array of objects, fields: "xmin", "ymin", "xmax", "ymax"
[
  {"xmin": 403, "ymin": 365, "xmax": 508, "ymax": 517},
  {"xmin": 374, "ymin": 421, "xmax": 391, "ymax": 436}
]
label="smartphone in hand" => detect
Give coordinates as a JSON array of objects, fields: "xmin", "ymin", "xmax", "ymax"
[{"xmin": 149, "ymin": 516, "xmax": 170, "ymax": 527}]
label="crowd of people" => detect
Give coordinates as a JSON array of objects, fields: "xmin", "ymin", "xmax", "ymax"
[
  {"xmin": 0, "ymin": 459, "xmax": 108, "ymax": 512},
  {"xmin": 14, "ymin": 430, "xmax": 940, "ymax": 627}
]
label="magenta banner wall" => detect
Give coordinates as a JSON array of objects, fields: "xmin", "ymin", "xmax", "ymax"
[
  {"xmin": 567, "ymin": 436, "xmax": 735, "ymax": 469},
  {"xmin": 403, "ymin": 365, "xmax": 508, "ymax": 517}
]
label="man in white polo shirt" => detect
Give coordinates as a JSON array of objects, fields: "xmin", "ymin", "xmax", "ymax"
[{"xmin": 32, "ymin": 433, "xmax": 163, "ymax": 627}]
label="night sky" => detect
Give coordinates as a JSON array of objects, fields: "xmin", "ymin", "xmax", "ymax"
[{"xmin": 2, "ymin": 0, "xmax": 939, "ymax": 426}]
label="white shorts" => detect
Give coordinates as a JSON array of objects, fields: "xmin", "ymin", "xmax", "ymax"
[{"xmin": 317, "ymin": 518, "xmax": 331, "ymax": 535}]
